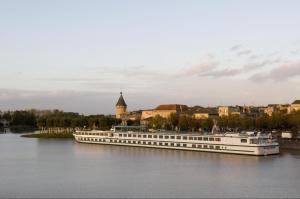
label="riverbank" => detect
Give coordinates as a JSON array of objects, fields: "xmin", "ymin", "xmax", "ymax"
[
  {"xmin": 21, "ymin": 132, "xmax": 74, "ymax": 139},
  {"xmin": 21, "ymin": 127, "xmax": 75, "ymax": 139}
]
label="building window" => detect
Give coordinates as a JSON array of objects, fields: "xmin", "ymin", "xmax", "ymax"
[
  {"xmin": 182, "ymin": 144, "xmax": 187, "ymax": 147},
  {"xmin": 215, "ymin": 138, "xmax": 221, "ymax": 142},
  {"xmin": 119, "ymin": 134, "xmax": 122, "ymax": 137},
  {"xmin": 188, "ymin": 137, "xmax": 193, "ymax": 140},
  {"xmin": 138, "ymin": 135, "xmax": 141, "ymax": 138},
  {"xmin": 183, "ymin": 136, "xmax": 187, "ymax": 140},
  {"xmin": 197, "ymin": 145, "xmax": 202, "ymax": 148},
  {"xmin": 209, "ymin": 138, "xmax": 214, "ymax": 141},
  {"xmin": 153, "ymin": 142, "xmax": 157, "ymax": 145},
  {"xmin": 203, "ymin": 145, "xmax": 208, "ymax": 149},
  {"xmin": 215, "ymin": 146, "xmax": 220, "ymax": 150},
  {"xmin": 133, "ymin": 134, "xmax": 136, "ymax": 137},
  {"xmin": 148, "ymin": 135, "xmax": 152, "ymax": 138},
  {"xmin": 143, "ymin": 135, "xmax": 147, "ymax": 138},
  {"xmin": 165, "ymin": 136, "xmax": 169, "ymax": 139},
  {"xmin": 147, "ymin": 142, "xmax": 151, "ymax": 145},
  {"xmin": 209, "ymin": 145, "xmax": 214, "ymax": 149},
  {"xmin": 153, "ymin": 135, "xmax": 157, "ymax": 138},
  {"xmin": 192, "ymin": 144, "xmax": 196, "ymax": 148},
  {"xmin": 123, "ymin": 134, "xmax": 127, "ymax": 137},
  {"xmin": 204, "ymin": 137, "xmax": 208, "ymax": 141},
  {"xmin": 159, "ymin": 142, "xmax": 163, "ymax": 146},
  {"xmin": 170, "ymin": 136, "xmax": 175, "ymax": 139},
  {"xmin": 250, "ymin": 139, "xmax": 258, "ymax": 144},
  {"xmin": 128, "ymin": 134, "xmax": 132, "ymax": 137},
  {"xmin": 241, "ymin": 139, "xmax": 248, "ymax": 143},
  {"xmin": 176, "ymin": 143, "xmax": 181, "ymax": 147},
  {"xmin": 159, "ymin": 135, "xmax": 163, "ymax": 139},
  {"xmin": 197, "ymin": 137, "xmax": 202, "ymax": 140},
  {"xmin": 143, "ymin": 141, "xmax": 146, "ymax": 145},
  {"xmin": 176, "ymin": 136, "xmax": 181, "ymax": 139},
  {"xmin": 171, "ymin": 143, "xmax": 174, "ymax": 146}
]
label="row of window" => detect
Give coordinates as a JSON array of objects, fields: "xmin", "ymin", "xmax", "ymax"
[
  {"xmin": 78, "ymin": 137, "xmax": 225, "ymax": 150},
  {"xmin": 118, "ymin": 134, "xmax": 222, "ymax": 142},
  {"xmin": 78, "ymin": 132, "xmax": 110, "ymax": 136}
]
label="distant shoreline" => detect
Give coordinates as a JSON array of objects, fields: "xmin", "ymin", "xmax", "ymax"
[{"xmin": 21, "ymin": 132, "xmax": 74, "ymax": 139}]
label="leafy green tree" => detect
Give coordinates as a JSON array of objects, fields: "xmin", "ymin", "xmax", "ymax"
[
  {"xmin": 151, "ymin": 115, "xmax": 166, "ymax": 129},
  {"xmin": 168, "ymin": 113, "xmax": 179, "ymax": 130},
  {"xmin": 178, "ymin": 115, "xmax": 189, "ymax": 131}
]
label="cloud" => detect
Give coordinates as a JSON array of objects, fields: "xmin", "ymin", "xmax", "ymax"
[
  {"xmin": 0, "ymin": 88, "xmax": 119, "ymax": 114},
  {"xmin": 248, "ymin": 55, "xmax": 261, "ymax": 60},
  {"xmin": 230, "ymin": 45, "xmax": 242, "ymax": 51},
  {"xmin": 250, "ymin": 61, "xmax": 300, "ymax": 82},
  {"xmin": 290, "ymin": 50, "xmax": 299, "ymax": 55},
  {"xmin": 237, "ymin": 49, "xmax": 252, "ymax": 56},
  {"xmin": 243, "ymin": 58, "xmax": 282, "ymax": 72},
  {"xmin": 176, "ymin": 62, "xmax": 218, "ymax": 77},
  {"xmin": 200, "ymin": 68, "xmax": 241, "ymax": 77}
]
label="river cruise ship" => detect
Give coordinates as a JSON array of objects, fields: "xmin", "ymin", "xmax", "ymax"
[{"xmin": 73, "ymin": 126, "xmax": 279, "ymax": 156}]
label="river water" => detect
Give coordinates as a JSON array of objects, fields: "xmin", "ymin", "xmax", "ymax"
[{"xmin": 0, "ymin": 132, "xmax": 300, "ymax": 198}]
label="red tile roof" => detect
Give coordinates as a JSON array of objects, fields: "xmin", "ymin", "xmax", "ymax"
[{"xmin": 155, "ymin": 104, "xmax": 188, "ymax": 112}]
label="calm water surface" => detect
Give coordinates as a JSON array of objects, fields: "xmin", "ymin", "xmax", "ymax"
[{"xmin": 0, "ymin": 132, "xmax": 300, "ymax": 198}]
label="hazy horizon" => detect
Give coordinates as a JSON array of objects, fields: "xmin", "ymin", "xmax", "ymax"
[{"xmin": 1, "ymin": 0, "xmax": 300, "ymax": 114}]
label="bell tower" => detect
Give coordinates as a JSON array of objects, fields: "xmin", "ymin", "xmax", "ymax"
[{"xmin": 115, "ymin": 92, "xmax": 127, "ymax": 119}]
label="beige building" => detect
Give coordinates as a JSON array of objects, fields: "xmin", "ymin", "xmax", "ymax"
[
  {"xmin": 153, "ymin": 104, "xmax": 188, "ymax": 118},
  {"xmin": 263, "ymin": 106, "xmax": 274, "ymax": 116},
  {"xmin": 141, "ymin": 104, "xmax": 188, "ymax": 120},
  {"xmin": 141, "ymin": 110, "xmax": 154, "ymax": 120},
  {"xmin": 115, "ymin": 92, "xmax": 127, "ymax": 119},
  {"xmin": 192, "ymin": 107, "xmax": 218, "ymax": 119},
  {"xmin": 218, "ymin": 106, "xmax": 241, "ymax": 117},
  {"xmin": 290, "ymin": 100, "xmax": 300, "ymax": 113},
  {"xmin": 263, "ymin": 104, "xmax": 291, "ymax": 116},
  {"xmin": 115, "ymin": 93, "xmax": 141, "ymax": 125},
  {"xmin": 193, "ymin": 113, "xmax": 209, "ymax": 119}
]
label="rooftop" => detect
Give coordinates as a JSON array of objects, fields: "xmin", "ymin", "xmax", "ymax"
[
  {"xmin": 116, "ymin": 92, "xmax": 127, "ymax": 107},
  {"xmin": 155, "ymin": 104, "xmax": 188, "ymax": 112}
]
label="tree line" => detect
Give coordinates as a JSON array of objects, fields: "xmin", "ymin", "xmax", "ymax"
[
  {"xmin": 1, "ymin": 109, "xmax": 300, "ymax": 133},
  {"xmin": 148, "ymin": 112, "xmax": 300, "ymax": 133},
  {"xmin": 0, "ymin": 109, "xmax": 120, "ymax": 130}
]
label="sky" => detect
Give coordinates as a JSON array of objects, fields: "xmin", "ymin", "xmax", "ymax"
[{"xmin": 0, "ymin": 0, "xmax": 300, "ymax": 114}]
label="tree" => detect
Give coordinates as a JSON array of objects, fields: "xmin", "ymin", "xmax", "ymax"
[
  {"xmin": 151, "ymin": 115, "xmax": 166, "ymax": 129},
  {"xmin": 168, "ymin": 113, "xmax": 179, "ymax": 130},
  {"xmin": 178, "ymin": 115, "xmax": 189, "ymax": 131}
]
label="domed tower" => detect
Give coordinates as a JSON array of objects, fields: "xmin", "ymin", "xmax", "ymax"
[{"xmin": 115, "ymin": 92, "xmax": 127, "ymax": 119}]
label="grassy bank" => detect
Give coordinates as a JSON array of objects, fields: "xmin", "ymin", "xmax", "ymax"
[{"xmin": 21, "ymin": 132, "xmax": 74, "ymax": 139}]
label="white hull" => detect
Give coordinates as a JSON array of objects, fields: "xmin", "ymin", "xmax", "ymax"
[{"xmin": 73, "ymin": 131, "xmax": 279, "ymax": 156}]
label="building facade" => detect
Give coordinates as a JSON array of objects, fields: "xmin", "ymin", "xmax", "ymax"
[
  {"xmin": 290, "ymin": 100, "xmax": 300, "ymax": 112},
  {"xmin": 115, "ymin": 92, "xmax": 127, "ymax": 119}
]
